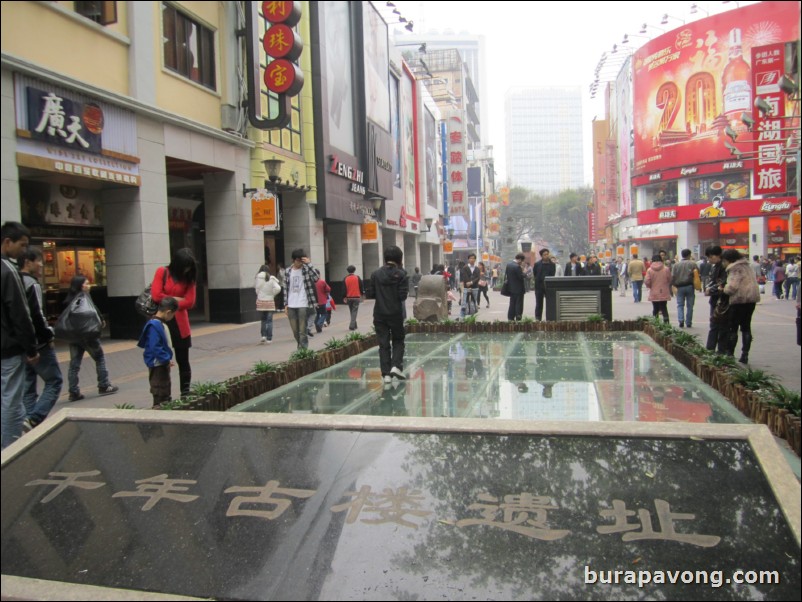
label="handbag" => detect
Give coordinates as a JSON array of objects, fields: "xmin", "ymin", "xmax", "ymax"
[
  {"xmin": 711, "ymin": 298, "xmax": 731, "ymax": 324},
  {"xmin": 693, "ymin": 269, "xmax": 702, "ymax": 291},
  {"xmin": 55, "ymin": 293, "xmax": 102, "ymax": 342},
  {"xmin": 135, "ymin": 267, "xmax": 167, "ymax": 318},
  {"xmin": 256, "ymin": 298, "xmax": 276, "ymax": 311},
  {"xmin": 500, "ymin": 280, "xmax": 511, "ymax": 297},
  {"xmin": 478, "ymin": 279, "xmax": 488, "ymax": 288}
]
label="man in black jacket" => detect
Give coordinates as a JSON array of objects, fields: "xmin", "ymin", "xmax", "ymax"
[
  {"xmin": 565, "ymin": 253, "xmax": 586, "ymax": 276},
  {"xmin": 533, "ymin": 248, "xmax": 556, "ymax": 321},
  {"xmin": 1, "ymin": 221, "xmax": 39, "ymax": 449},
  {"xmin": 460, "ymin": 253, "xmax": 481, "ymax": 318},
  {"xmin": 703, "ymin": 246, "xmax": 727, "ymax": 352},
  {"xmin": 505, "ymin": 253, "xmax": 527, "ymax": 321},
  {"xmin": 20, "ymin": 247, "xmax": 63, "ymax": 430},
  {"xmin": 369, "ymin": 246, "xmax": 409, "ymax": 383},
  {"xmin": 585, "ymin": 255, "xmax": 602, "ymax": 276}
]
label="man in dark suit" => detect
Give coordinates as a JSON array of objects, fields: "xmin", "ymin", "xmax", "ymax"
[
  {"xmin": 564, "ymin": 253, "xmax": 586, "ymax": 277},
  {"xmin": 533, "ymin": 248, "xmax": 556, "ymax": 321},
  {"xmin": 585, "ymin": 254, "xmax": 602, "ymax": 276},
  {"xmin": 505, "ymin": 253, "xmax": 526, "ymax": 321}
]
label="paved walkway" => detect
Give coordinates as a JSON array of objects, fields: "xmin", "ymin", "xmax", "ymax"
[{"xmin": 48, "ymin": 287, "xmax": 800, "ymax": 414}]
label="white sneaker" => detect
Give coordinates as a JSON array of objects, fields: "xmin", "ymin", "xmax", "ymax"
[
  {"xmin": 390, "ymin": 367, "xmax": 406, "ymax": 380},
  {"xmin": 383, "ymin": 375, "xmax": 392, "ymax": 384},
  {"xmin": 260, "ymin": 337, "xmax": 267, "ymax": 344}
]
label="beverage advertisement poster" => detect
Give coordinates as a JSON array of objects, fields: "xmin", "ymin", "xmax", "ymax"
[{"xmin": 632, "ymin": 1, "xmax": 799, "ymax": 176}]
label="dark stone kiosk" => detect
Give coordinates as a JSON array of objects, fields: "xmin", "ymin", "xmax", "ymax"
[
  {"xmin": 545, "ymin": 275, "xmax": 613, "ymax": 321},
  {"xmin": 2, "ymin": 410, "xmax": 800, "ymax": 600}
]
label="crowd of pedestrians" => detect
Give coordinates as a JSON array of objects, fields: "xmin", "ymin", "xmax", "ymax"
[{"xmin": 3, "ymin": 219, "xmax": 799, "ymax": 447}]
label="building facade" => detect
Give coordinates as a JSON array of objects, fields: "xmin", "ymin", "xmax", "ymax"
[
  {"xmin": 592, "ymin": 1, "xmax": 801, "ymax": 262},
  {"xmin": 505, "ymin": 86, "xmax": 585, "ymax": 195}
]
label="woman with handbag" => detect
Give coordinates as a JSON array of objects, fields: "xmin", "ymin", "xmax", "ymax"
[
  {"xmin": 63, "ymin": 276, "xmax": 118, "ymax": 401},
  {"xmin": 151, "ymin": 248, "xmax": 197, "ymax": 396},
  {"xmin": 254, "ymin": 264, "xmax": 281, "ymax": 344},
  {"xmin": 722, "ymin": 249, "xmax": 760, "ymax": 364}
]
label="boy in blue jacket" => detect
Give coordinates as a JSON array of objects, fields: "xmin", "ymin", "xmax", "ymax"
[{"xmin": 138, "ymin": 297, "xmax": 178, "ymax": 406}]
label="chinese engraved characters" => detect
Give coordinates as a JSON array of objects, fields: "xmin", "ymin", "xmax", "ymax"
[
  {"xmin": 112, "ymin": 475, "xmax": 199, "ymax": 511},
  {"xmin": 597, "ymin": 499, "xmax": 720, "ymax": 547},
  {"xmin": 23, "ymin": 472, "xmax": 721, "ymax": 547},
  {"xmin": 456, "ymin": 492, "xmax": 570, "ymax": 541},
  {"xmin": 225, "ymin": 480, "xmax": 315, "ymax": 519},
  {"xmin": 331, "ymin": 485, "xmax": 432, "ymax": 529}
]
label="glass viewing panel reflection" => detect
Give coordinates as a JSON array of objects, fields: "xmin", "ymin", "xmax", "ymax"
[{"xmin": 233, "ymin": 333, "xmax": 748, "ymax": 424}]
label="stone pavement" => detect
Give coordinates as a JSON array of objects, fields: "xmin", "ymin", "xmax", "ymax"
[{"xmin": 48, "ymin": 286, "xmax": 800, "ymax": 415}]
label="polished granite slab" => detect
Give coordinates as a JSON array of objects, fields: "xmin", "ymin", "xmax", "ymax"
[
  {"xmin": 235, "ymin": 332, "xmax": 748, "ymax": 424},
  {"xmin": 2, "ymin": 414, "xmax": 799, "ymax": 600}
]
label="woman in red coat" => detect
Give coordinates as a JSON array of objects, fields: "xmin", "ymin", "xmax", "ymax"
[{"xmin": 151, "ymin": 248, "xmax": 197, "ymax": 396}]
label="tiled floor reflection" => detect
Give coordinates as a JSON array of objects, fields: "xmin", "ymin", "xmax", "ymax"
[{"xmin": 233, "ymin": 332, "xmax": 748, "ymax": 424}]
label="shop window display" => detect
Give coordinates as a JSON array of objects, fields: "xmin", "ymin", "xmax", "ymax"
[{"xmin": 689, "ymin": 172, "xmax": 750, "ymax": 205}]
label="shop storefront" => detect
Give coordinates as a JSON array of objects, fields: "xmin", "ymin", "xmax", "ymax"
[
  {"xmin": 14, "ymin": 76, "xmax": 139, "ymax": 320},
  {"xmin": 638, "ymin": 197, "xmax": 799, "ymax": 259}
]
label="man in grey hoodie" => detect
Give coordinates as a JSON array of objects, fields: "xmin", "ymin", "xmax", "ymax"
[{"xmin": 369, "ymin": 245, "xmax": 409, "ymax": 383}]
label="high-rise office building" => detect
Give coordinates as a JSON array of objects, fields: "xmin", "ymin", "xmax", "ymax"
[{"xmin": 505, "ymin": 87, "xmax": 584, "ymax": 194}]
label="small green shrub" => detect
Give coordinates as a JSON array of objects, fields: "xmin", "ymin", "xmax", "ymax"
[
  {"xmin": 114, "ymin": 403, "xmax": 137, "ymax": 410},
  {"xmin": 729, "ymin": 368, "xmax": 777, "ymax": 391},
  {"xmin": 289, "ymin": 348, "xmax": 317, "ymax": 362},
  {"xmin": 324, "ymin": 337, "xmax": 347, "ymax": 350},
  {"xmin": 586, "ymin": 314, "xmax": 605, "ymax": 323},
  {"xmin": 190, "ymin": 381, "xmax": 229, "ymax": 396},
  {"xmin": 252, "ymin": 360, "xmax": 280, "ymax": 374}
]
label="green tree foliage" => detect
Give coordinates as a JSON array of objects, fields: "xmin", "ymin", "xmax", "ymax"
[{"xmin": 499, "ymin": 186, "xmax": 592, "ymax": 260}]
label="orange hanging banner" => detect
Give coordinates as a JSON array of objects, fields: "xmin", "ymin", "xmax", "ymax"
[
  {"xmin": 361, "ymin": 222, "xmax": 378, "ymax": 243},
  {"xmin": 250, "ymin": 190, "xmax": 279, "ymax": 230}
]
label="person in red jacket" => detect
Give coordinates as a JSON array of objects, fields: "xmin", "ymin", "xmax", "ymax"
[
  {"xmin": 314, "ymin": 271, "xmax": 331, "ymax": 333},
  {"xmin": 344, "ymin": 265, "xmax": 364, "ymax": 330},
  {"xmin": 151, "ymin": 248, "xmax": 197, "ymax": 397}
]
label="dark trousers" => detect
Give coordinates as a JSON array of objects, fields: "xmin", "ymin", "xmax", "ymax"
[
  {"xmin": 508, "ymin": 294, "xmax": 524, "ymax": 321},
  {"xmin": 347, "ymin": 298, "xmax": 360, "ymax": 330},
  {"xmin": 167, "ymin": 319, "xmax": 191, "ymax": 395},
  {"xmin": 534, "ymin": 286, "xmax": 546, "ymax": 320},
  {"xmin": 652, "ymin": 301, "xmax": 669, "ymax": 322},
  {"xmin": 149, "ymin": 364, "xmax": 172, "ymax": 405},
  {"xmin": 374, "ymin": 315, "xmax": 405, "ymax": 376},
  {"xmin": 706, "ymin": 299, "xmax": 728, "ymax": 352},
  {"xmin": 726, "ymin": 303, "xmax": 756, "ymax": 357}
]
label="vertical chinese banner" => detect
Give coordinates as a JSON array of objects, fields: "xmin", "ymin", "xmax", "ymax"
[
  {"xmin": 751, "ymin": 43, "xmax": 787, "ymax": 196},
  {"xmin": 447, "ymin": 112, "xmax": 467, "ymax": 218}
]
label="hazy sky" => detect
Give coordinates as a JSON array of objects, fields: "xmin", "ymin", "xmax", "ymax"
[{"xmin": 389, "ymin": 0, "xmax": 760, "ymax": 185}]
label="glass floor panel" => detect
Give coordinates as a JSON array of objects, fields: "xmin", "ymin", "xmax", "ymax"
[{"xmin": 232, "ymin": 332, "xmax": 749, "ymax": 424}]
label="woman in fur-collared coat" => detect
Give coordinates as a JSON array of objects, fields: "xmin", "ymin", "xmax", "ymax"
[{"xmin": 722, "ymin": 250, "xmax": 760, "ymax": 364}]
